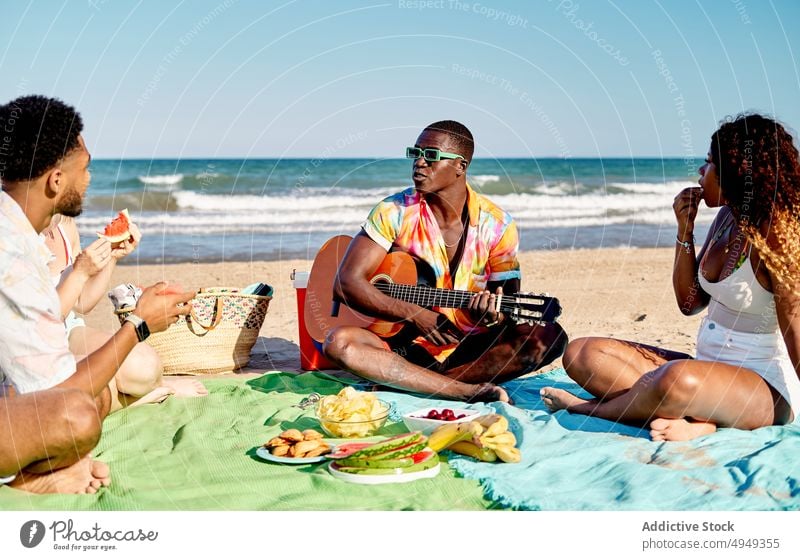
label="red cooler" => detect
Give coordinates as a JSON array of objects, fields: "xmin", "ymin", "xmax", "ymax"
[{"xmin": 292, "ymin": 270, "xmax": 337, "ymax": 370}]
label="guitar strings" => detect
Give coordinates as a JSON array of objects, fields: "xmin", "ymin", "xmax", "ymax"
[{"xmin": 373, "ymin": 283, "xmax": 547, "ymax": 317}]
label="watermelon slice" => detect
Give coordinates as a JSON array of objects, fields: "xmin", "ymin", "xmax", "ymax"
[
  {"xmin": 326, "ymin": 442, "xmax": 372, "ymax": 460},
  {"xmin": 410, "ymin": 448, "xmax": 436, "ymax": 464},
  {"xmin": 98, "ymin": 209, "xmax": 132, "ymax": 243}
]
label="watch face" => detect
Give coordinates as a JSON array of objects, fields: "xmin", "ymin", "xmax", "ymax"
[{"xmin": 126, "ymin": 315, "xmax": 149, "ymax": 342}]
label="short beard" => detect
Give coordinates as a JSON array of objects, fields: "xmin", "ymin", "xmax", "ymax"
[{"xmin": 55, "ymin": 187, "xmax": 83, "ymax": 217}]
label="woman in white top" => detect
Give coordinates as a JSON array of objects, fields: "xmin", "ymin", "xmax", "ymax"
[
  {"xmin": 541, "ymin": 114, "xmax": 800, "ymax": 441},
  {"xmin": 42, "ymin": 215, "xmax": 207, "ymax": 410}
]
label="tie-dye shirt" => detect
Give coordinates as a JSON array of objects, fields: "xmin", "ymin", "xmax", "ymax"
[
  {"xmin": 0, "ymin": 191, "xmax": 76, "ymax": 393},
  {"xmin": 361, "ymin": 183, "xmax": 521, "ymax": 360}
]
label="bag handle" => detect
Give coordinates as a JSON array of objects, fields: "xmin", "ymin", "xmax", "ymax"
[{"xmin": 188, "ymin": 297, "xmax": 224, "ymax": 333}]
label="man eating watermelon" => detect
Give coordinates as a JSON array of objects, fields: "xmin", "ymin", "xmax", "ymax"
[{"xmin": 0, "ymin": 95, "xmax": 197, "ymax": 495}]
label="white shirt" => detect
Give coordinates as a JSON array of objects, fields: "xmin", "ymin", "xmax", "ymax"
[{"xmin": 0, "ymin": 191, "xmax": 76, "ymax": 393}]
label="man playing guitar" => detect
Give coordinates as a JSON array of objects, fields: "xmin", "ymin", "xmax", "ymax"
[{"xmin": 322, "ymin": 120, "xmax": 567, "ymax": 402}]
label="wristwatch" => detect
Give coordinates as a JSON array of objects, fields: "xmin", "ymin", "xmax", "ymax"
[{"xmin": 123, "ymin": 313, "xmax": 150, "ymax": 342}]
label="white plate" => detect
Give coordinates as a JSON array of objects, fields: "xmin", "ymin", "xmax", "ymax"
[
  {"xmin": 327, "ymin": 461, "xmax": 440, "ymax": 484},
  {"xmin": 255, "ymin": 445, "xmax": 331, "ymax": 465}
]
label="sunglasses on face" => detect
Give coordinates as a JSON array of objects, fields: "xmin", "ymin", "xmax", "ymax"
[{"xmin": 405, "ymin": 146, "xmax": 466, "ymax": 163}]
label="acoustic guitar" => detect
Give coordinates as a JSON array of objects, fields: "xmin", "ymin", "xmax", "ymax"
[{"xmin": 304, "ymin": 235, "xmax": 562, "ymax": 344}]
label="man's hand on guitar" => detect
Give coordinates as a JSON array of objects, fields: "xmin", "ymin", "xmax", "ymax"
[
  {"xmin": 468, "ymin": 287, "xmax": 505, "ymax": 327},
  {"xmin": 411, "ymin": 309, "xmax": 462, "ymax": 346}
]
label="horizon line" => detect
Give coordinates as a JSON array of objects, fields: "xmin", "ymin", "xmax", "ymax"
[{"xmin": 90, "ymin": 155, "xmax": 702, "ymax": 161}]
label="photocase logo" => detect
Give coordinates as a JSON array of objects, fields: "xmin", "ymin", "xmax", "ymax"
[{"xmin": 20, "ymin": 520, "xmax": 45, "ymax": 548}]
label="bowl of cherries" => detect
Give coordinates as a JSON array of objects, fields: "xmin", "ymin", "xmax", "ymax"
[{"xmin": 401, "ymin": 407, "xmax": 482, "ymax": 435}]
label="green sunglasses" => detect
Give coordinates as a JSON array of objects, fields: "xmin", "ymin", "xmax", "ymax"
[{"xmin": 406, "ymin": 146, "xmax": 466, "ymax": 162}]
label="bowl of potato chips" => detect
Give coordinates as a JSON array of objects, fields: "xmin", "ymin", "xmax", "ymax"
[{"xmin": 316, "ymin": 387, "xmax": 391, "ymax": 438}]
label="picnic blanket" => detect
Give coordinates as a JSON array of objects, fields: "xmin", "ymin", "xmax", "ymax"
[
  {"xmin": 0, "ymin": 372, "xmax": 491, "ymax": 511},
  {"xmin": 443, "ymin": 369, "xmax": 800, "ymax": 510},
  {"xmin": 2, "ymin": 369, "xmax": 798, "ymax": 510}
]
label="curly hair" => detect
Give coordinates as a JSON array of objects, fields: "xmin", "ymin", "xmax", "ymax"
[
  {"xmin": 0, "ymin": 95, "xmax": 83, "ymax": 182},
  {"xmin": 423, "ymin": 120, "xmax": 474, "ymax": 163},
  {"xmin": 711, "ymin": 113, "xmax": 800, "ymax": 293}
]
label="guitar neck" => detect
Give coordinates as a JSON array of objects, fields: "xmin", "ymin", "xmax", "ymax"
[{"xmin": 374, "ymin": 283, "xmax": 518, "ymax": 314}]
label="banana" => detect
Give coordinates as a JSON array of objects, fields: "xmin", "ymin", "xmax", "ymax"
[
  {"xmin": 479, "ymin": 431, "xmax": 517, "ymax": 449},
  {"xmin": 494, "ymin": 445, "xmax": 521, "ymax": 463},
  {"xmin": 428, "ymin": 421, "xmax": 484, "ymax": 452},
  {"xmin": 430, "ymin": 414, "xmax": 521, "ymax": 464},
  {"xmin": 449, "ymin": 414, "xmax": 520, "ymax": 463},
  {"xmin": 475, "ymin": 414, "xmax": 509, "ymax": 438},
  {"xmin": 427, "ymin": 423, "xmax": 462, "ymax": 452},
  {"xmin": 448, "ymin": 441, "xmax": 497, "ymax": 462}
]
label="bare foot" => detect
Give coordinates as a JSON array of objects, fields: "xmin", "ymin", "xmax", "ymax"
[
  {"xmin": 9, "ymin": 456, "xmax": 110, "ymax": 495},
  {"xmin": 468, "ymin": 383, "xmax": 513, "ymax": 404},
  {"xmin": 123, "ymin": 386, "xmax": 174, "ymax": 408},
  {"xmin": 88, "ymin": 460, "xmax": 111, "ymax": 491},
  {"xmin": 649, "ymin": 418, "xmax": 717, "ymax": 441},
  {"xmin": 540, "ymin": 387, "xmax": 589, "ymax": 412},
  {"xmin": 120, "ymin": 379, "xmax": 207, "ymax": 408},
  {"xmin": 161, "ymin": 377, "xmax": 209, "ymax": 398}
]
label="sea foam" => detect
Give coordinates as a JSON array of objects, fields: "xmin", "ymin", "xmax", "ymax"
[
  {"xmin": 138, "ymin": 174, "xmax": 184, "ymax": 185},
  {"xmin": 77, "ymin": 181, "xmax": 716, "ymax": 238},
  {"xmin": 469, "ymin": 174, "xmax": 501, "ymax": 187}
]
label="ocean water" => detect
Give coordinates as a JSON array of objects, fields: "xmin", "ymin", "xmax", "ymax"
[{"xmin": 79, "ymin": 158, "xmax": 715, "ymax": 263}]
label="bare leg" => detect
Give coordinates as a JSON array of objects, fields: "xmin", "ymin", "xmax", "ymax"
[
  {"xmin": 109, "ymin": 377, "xmax": 172, "ymax": 411},
  {"xmin": 0, "ymin": 389, "xmax": 110, "ymax": 494},
  {"xmin": 561, "ymin": 337, "xmax": 691, "ymax": 400},
  {"xmin": 543, "ymin": 336, "xmax": 714, "ymax": 440},
  {"xmin": 541, "ymin": 359, "xmax": 791, "ymax": 440},
  {"xmin": 323, "ymin": 326, "xmax": 510, "ymax": 402},
  {"xmin": 69, "ymin": 326, "xmax": 207, "ymax": 405}
]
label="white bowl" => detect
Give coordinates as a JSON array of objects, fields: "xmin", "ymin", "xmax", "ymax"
[{"xmin": 401, "ymin": 407, "xmax": 482, "ymax": 435}]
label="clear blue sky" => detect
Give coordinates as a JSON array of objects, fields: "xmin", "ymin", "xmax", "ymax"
[{"xmin": 2, "ymin": 0, "xmax": 798, "ymax": 158}]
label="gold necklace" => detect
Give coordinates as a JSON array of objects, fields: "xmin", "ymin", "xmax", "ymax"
[
  {"xmin": 710, "ymin": 217, "xmax": 747, "ymax": 258},
  {"xmin": 443, "ymin": 226, "xmax": 465, "ymax": 248},
  {"xmin": 443, "ymin": 206, "xmax": 469, "ymax": 248},
  {"xmin": 710, "ymin": 217, "xmax": 735, "ymax": 252},
  {"xmin": 724, "ymin": 230, "xmax": 743, "ymax": 254}
]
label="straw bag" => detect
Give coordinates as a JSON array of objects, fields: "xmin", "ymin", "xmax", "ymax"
[{"xmin": 115, "ymin": 287, "xmax": 271, "ymax": 374}]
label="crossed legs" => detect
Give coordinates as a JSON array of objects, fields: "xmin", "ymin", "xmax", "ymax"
[
  {"xmin": 541, "ymin": 337, "xmax": 792, "ymax": 440},
  {"xmin": 0, "ymin": 389, "xmax": 110, "ymax": 494},
  {"xmin": 69, "ymin": 325, "xmax": 207, "ymax": 411},
  {"xmin": 324, "ymin": 321, "xmax": 567, "ymax": 401}
]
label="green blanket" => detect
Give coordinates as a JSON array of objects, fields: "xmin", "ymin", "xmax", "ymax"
[{"xmin": 0, "ymin": 373, "xmax": 491, "ymax": 511}]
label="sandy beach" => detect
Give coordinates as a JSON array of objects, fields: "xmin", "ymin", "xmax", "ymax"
[{"xmin": 84, "ymin": 246, "xmax": 702, "ymax": 375}]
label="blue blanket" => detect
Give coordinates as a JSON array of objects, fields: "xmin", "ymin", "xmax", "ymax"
[{"xmin": 379, "ymin": 368, "xmax": 800, "ymax": 510}]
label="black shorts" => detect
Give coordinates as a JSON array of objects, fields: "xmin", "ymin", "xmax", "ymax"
[{"xmin": 384, "ymin": 323, "xmax": 512, "ymax": 374}]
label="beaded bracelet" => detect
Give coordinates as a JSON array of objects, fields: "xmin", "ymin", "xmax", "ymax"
[{"xmin": 676, "ymin": 235, "xmax": 695, "ymax": 253}]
